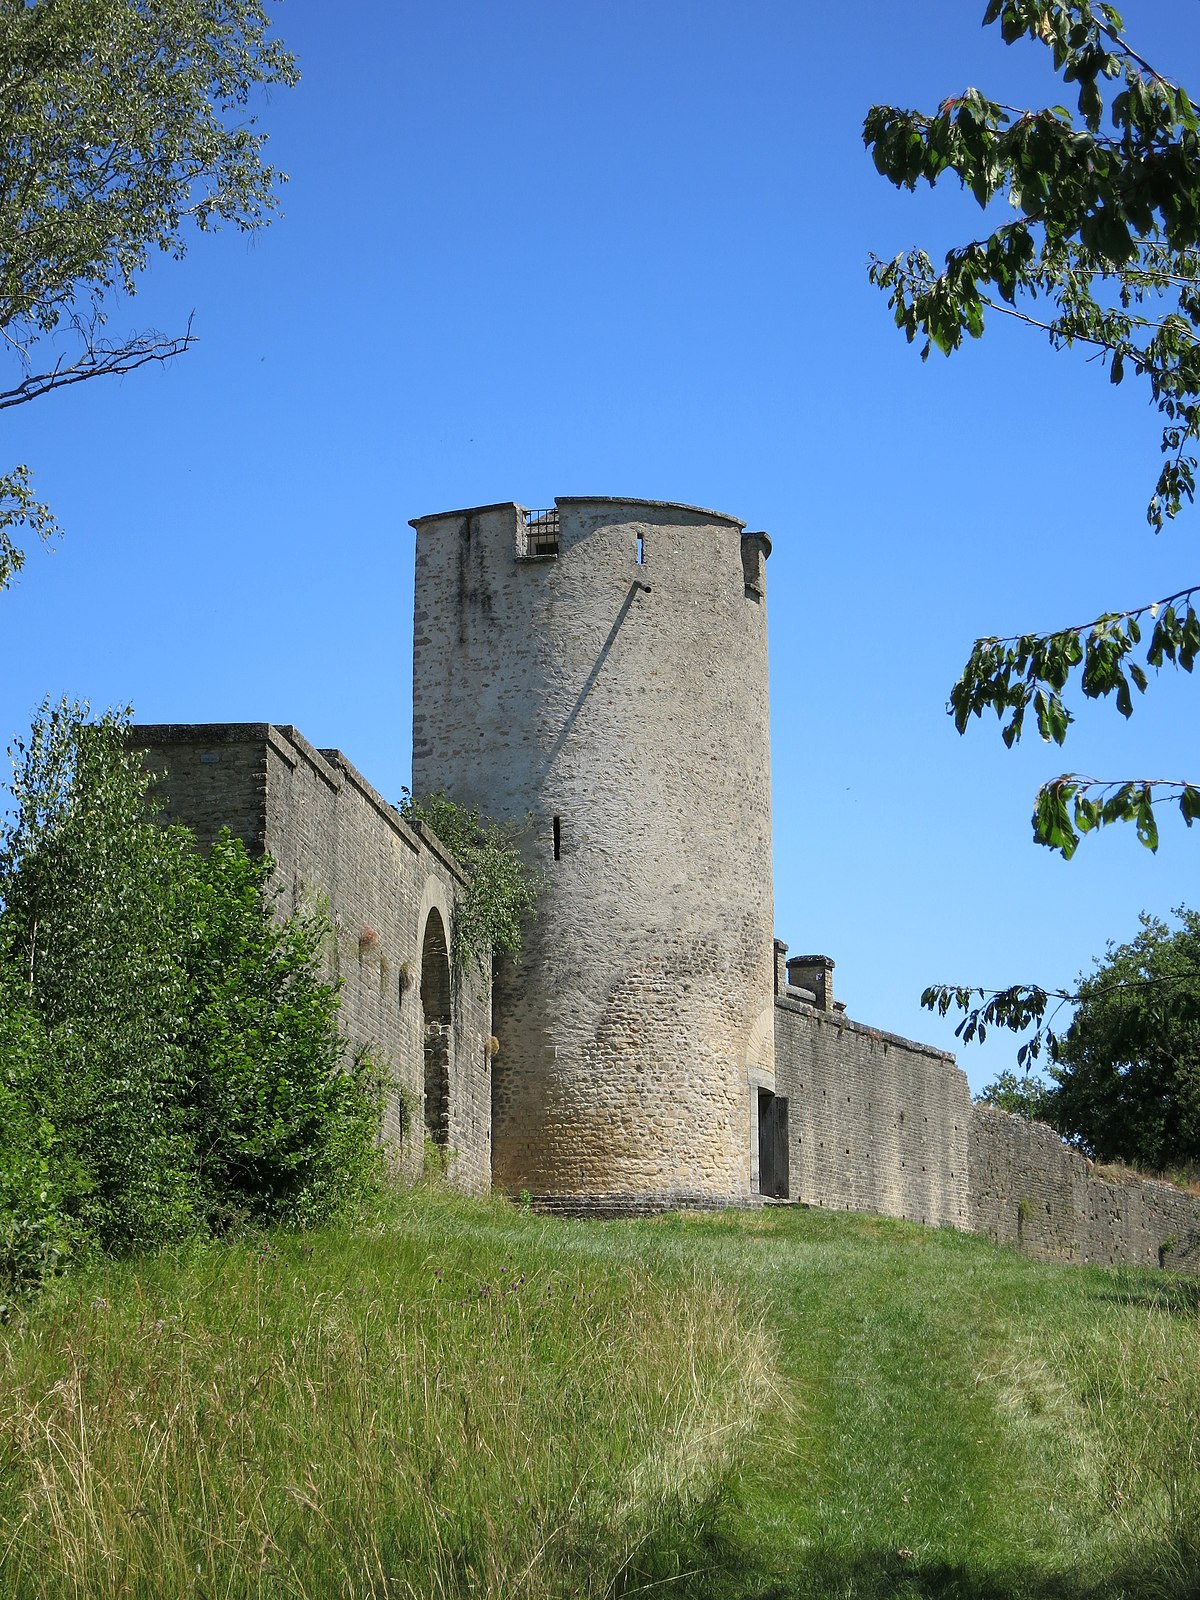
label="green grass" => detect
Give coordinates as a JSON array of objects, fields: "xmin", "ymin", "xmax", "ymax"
[{"xmin": 0, "ymin": 1193, "xmax": 1197, "ymax": 1599}]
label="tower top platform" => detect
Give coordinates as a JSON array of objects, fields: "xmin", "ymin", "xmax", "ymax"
[{"xmin": 409, "ymin": 495, "xmax": 748, "ymax": 531}]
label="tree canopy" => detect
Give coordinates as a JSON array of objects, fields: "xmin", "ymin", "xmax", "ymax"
[
  {"xmin": 865, "ymin": 0, "xmax": 1200, "ymax": 858},
  {"xmin": 975, "ymin": 909, "xmax": 1200, "ymax": 1173},
  {"xmin": 1051, "ymin": 908, "xmax": 1200, "ymax": 1169},
  {"xmin": 0, "ymin": 0, "xmax": 297, "ymax": 590}
]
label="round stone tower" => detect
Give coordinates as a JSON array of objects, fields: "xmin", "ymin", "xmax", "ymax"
[{"xmin": 410, "ymin": 497, "xmax": 775, "ymax": 1209}]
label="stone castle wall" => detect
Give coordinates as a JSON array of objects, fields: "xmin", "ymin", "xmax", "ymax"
[
  {"xmin": 410, "ymin": 498, "xmax": 776, "ymax": 1208},
  {"xmin": 970, "ymin": 1107, "xmax": 1200, "ymax": 1274},
  {"xmin": 771, "ymin": 970, "xmax": 1200, "ymax": 1272},
  {"xmin": 132, "ymin": 724, "xmax": 492, "ymax": 1193},
  {"xmin": 132, "ymin": 722, "xmax": 1200, "ymax": 1273},
  {"xmin": 774, "ymin": 995, "xmax": 971, "ymax": 1229}
]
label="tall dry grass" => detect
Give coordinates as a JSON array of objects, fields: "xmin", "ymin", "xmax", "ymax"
[{"xmin": 0, "ymin": 1198, "xmax": 776, "ymax": 1599}]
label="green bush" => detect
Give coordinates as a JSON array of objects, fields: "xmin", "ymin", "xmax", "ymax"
[
  {"xmin": 177, "ymin": 833, "xmax": 386, "ymax": 1230},
  {"xmin": 0, "ymin": 976, "xmax": 82, "ymax": 1310},
  {"xmin": 0, "ymin": 701, "xmax": 385, "ymax": 1303},
  {"xmin": 1, "ymin": 703, "xmax": 198, "ymax": 1254}
]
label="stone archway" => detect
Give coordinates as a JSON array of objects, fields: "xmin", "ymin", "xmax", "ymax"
[{"xmin": 420, "ymin": 908, "xmax": 452, "ymax": 1147}]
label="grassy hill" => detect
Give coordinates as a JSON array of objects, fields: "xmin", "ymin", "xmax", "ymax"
[{"xmin": 0, "ymin": 1191, "xmax": 1196, "ymax": 1599}]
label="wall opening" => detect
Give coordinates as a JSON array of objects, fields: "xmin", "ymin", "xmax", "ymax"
[
  {"xmin": 553, "ymin": 815, "xmax": 561, "ymax": 860},
  {"xmin": 758, "ymin": 1089, "xmax": 789, "ymax": 1199},
  {"xmin": 420, "ymin": 908, "xmax": 452, "ymax": 1147},
  {"xmin": 636, "ymin": 533, "xmax": 645, "ymax": 565},
  {"xmin": 521, "ymin": 508, "xmax": 559, "ymax": 558}
]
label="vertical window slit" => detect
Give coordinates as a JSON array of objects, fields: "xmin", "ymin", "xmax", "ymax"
[
  {"xmin": 553, "ymin": 815, "xmax": 561, "ymax": 860},
  {"xmin": 636, "ymin": 533, "xmax": 645, "ymax": 565}
]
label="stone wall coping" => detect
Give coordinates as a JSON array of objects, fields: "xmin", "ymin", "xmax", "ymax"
[
  {"xmin": 409, "ymin": 501, "xmax": 521, "ymax": 529},
  {"xmin": 554, "ymin": 495, "xmax": 746, "ymax": 528},
  {"xmin": 775, "ymin": 992, "xmax": 956, "ymax": 1064},
  {"xmin": 409, "ymin": 496, "xmax": 749, "ymax": 531},
  {"xmin": 289, "ymin": 731, "xmax": 469, "ymax": 887}
]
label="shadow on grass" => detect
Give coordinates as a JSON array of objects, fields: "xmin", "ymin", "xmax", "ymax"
[
  {"xmin": 1092, "ymin": 1273, "xmax": 1200, "ymax": 1317},
  {"xmin": 616, "ymin": 1519, "xmax": 1200, "ymax": 1600}
]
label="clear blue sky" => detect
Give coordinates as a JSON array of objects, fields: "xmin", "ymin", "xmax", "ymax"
[{"xmin": 2, "ymin": 0, "xmax": 1195, "ymax": 1094}]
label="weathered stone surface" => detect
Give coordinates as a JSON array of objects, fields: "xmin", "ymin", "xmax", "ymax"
[
  {"xmin": 410, "ymin": 498, "xmax": 776, "ymax": 1205},
  {"xmin": 970, "ymin": 1107, "xmax": 1200, "ymax": 1273},
  {"xmin": 774, "ymin": 995, "xmax": 971, "ymax": 1228}
]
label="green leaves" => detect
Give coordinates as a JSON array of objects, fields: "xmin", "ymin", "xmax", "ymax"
[
  {"xmin": 865, "ymin": 2, "xmax": 1200, "ymax": 532},
  {"xmin": 948, "ymin": 592, "xmax": 1185, "ymax": 745},
  {"xmin": 943, "ymin": 585, "xmax": 1200, "ymax": 853},
  {"xmin": 1050, "ymin": 906, "xmax": 1200, "ymax": 1167},
  {"xmin": 921, "ymin": 980, "xmax": 1056, "ymax": 1064},
  {"xmin": 975, "ymin": 1067, "xmax": 1057, "ymax": 1120},
  {"xmin": 0, "ymin": 703, "xmax": 384, "ymax": 1283},
  {"xmin": 0, "ymin": 465, "xmax": 60, "ymax": 593},
  {"xmin": 0, "ymin": 1, "xmax": 296, "ymax": 583},
  {"xmin": 1028, "ymin": 774, "xmax": 1200, "ymax": 857},
  {"xmin": 400, "ymin": 792, "xmax": 540, "ymax": 975},
  {"xmin": 0, "ymin": 0, "xmax": 298, "ymax": 339}
]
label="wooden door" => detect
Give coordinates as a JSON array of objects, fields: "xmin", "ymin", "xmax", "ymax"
[{"xmin": 759, "ymin": 1091, "xmax": 789, "ymax": 1200}]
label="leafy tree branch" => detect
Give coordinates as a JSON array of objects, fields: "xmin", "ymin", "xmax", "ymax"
[
  {"xmin": 923, "ymin": 979, "xmax": 1062, "ymax": 1066},
  {"xmin": 951, "ymin": 584, "xmax": 1200, "ymax": 750},
  {"xmin": 1032, "ymin": 772, "xmax": 1200, "ymax": 856},
  {"xmin": 0, "ymin": 465, "xmax": 59, "ymax": 591},
  {"xmin": 0, "ymin": 0, "xmax": 296, "ymax": 589},
  {"xmin": 865, "ymin": 0, "xmax": 1200, "ymax": 852},
  {"xmin": 923, "ymin": 945, "xmax": 1200, "ymax": 1062}
]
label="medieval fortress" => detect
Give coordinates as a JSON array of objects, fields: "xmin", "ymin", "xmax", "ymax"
[{"xmin": 136, "ymin": 497, "xmax": 1200, "ymax": 1272}]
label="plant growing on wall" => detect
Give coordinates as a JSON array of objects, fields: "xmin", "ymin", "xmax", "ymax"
[{"xmin": 399, "ymin": 791, "xmax": 539, "ymax": 974}]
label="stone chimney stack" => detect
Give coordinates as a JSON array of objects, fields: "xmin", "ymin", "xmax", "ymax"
[{"xmin": 787, "ymin": 954, "xmax": 835, "ymax": 1012}]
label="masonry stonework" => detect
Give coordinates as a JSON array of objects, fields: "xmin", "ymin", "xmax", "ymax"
[
  {"xmin": 970, "ymin": 1107, "xmax": 1200, "ymax": 1274},
  {"xmin": 125, "ymin": 494, "xmax": 1200, "ymax": 1274},
  {"xmin": 774, "ymin": 997, "xmax": 971, "ymax": 1229},
  {"xmin": 410, "ymin": 498, "xmax": 775, "ymax": 1209}
]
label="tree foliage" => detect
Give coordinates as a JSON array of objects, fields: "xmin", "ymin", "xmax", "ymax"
[
  {"xmin": 400, "ymin": 791, "xmax": 539, "ymax": 975},
  {"xmin": 0, "ymin": 703, "xmax": 383, "ymax": 1306},
  {"xmin": 976, "ymin": 1067, "xmax": 1057, "ymax": 1121},
  {"xmin": 866, "ymin": 0, "xmax": 1200, "ymax": 854},
  {"xmin": 972, "ymin": 909, "xmax": 1200, "ymax": 1171},
  {"xmin": 0, "ymin": 0, "xmax": 297, "ymax": 588},
  {"xmin": 1050, "ymin": 909, "xmax": 1200, "ymax": 1168}
]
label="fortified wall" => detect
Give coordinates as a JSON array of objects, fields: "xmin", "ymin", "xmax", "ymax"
[
  {"xmin": 970, "ymin": 1107, "xmax": 1200, "ymax": 1273},
  {"xmin": 772, "ymin": 944, "xmax": 971, "ymax": 1230},
  {"xmin": 129, "ymin": 495, "xmax": 1200, "ymax": 1276}
]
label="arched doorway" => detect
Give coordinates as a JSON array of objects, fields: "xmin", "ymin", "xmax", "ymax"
[{"xmin": 420, "ymin": 909, "xmax": 452, "ymax": 1147}]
